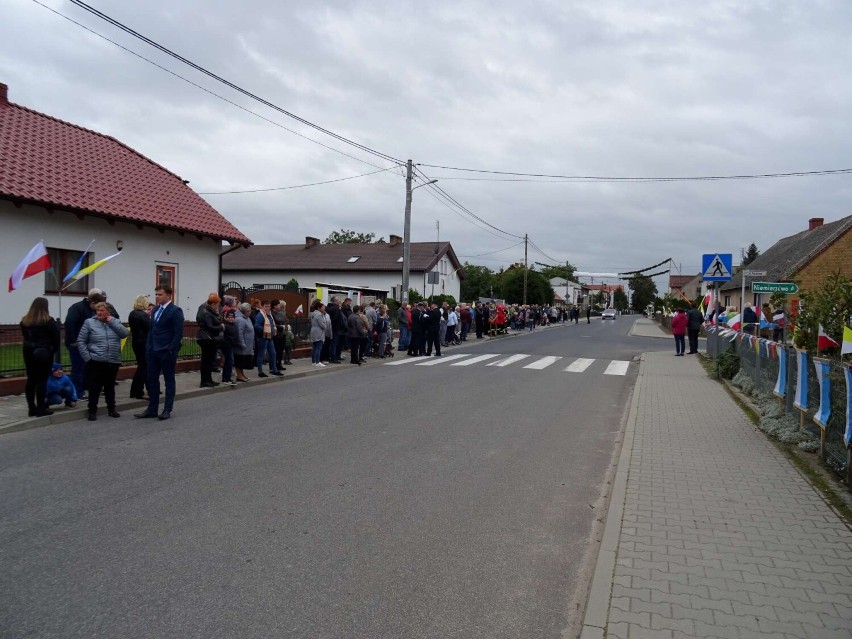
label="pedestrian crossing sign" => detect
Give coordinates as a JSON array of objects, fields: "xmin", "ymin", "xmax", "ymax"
[{"xmin": 702, "ymin": 253, "xmax": 733, "ymax": 281}]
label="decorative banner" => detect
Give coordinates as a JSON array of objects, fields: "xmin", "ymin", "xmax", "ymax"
[
  {"xmin": 844, "ymin": 365, "xmax": 852, "ymax": 447},
  {"xmin": 794, "ymin": 349, "xmax": 808, "ymax": 411},
  {"xmin": 812, "ymin": 358, "xmax": 831, "ymax": 429},
  {"xmin": 773, "ymin": 346, "xmax": 787, "ymax": 398}
]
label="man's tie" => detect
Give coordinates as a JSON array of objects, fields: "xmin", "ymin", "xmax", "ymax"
[{"xmin": 154, "ymin": 305, "xmax": 164, "ymax": 323}]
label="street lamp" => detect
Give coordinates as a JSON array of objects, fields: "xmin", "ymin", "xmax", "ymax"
[{"xmin": 401, "ymin": 158, "xmax": 437, "ymax": 304}]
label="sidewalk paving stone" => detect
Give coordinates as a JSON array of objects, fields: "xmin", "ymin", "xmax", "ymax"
[{"xmin": 580, "ymin": 350, "xmax": 852, "ymax": 639}]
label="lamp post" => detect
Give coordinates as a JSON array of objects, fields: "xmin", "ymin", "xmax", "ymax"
[{"xmin": 401, "ymin": 158, "xmax": 437, "ymax": 304}]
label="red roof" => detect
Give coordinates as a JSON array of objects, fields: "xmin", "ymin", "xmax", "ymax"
[
  {"xmin": 668, "ymin": 275, "xmax": 695, "ymax": 290},
  {"xmin": 0, "ymin": 84, "xmax": 251, "ymax": 246}
]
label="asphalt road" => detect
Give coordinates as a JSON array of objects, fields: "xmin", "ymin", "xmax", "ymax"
[{"xmin": 0, "ymin": 317, "xmax": 669, "ymax": 639}]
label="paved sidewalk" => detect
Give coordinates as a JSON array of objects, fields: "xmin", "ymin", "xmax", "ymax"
[{"xmin": 581, "ymin": 350, "xmax": 852, "ymax": 639}]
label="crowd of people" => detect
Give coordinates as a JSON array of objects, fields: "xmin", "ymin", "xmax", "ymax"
[
  {"xmin": 20, "ymin": 289, "xmax": 588, "ymax": 419},
  {"xmin": 669, "ymin": 301, "xmax": 787, "ymax": 356}
]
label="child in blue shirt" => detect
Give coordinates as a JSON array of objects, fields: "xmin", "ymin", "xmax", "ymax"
[{"xmin": 46, "ymin": 362, "xmax": 78, "ymax": 408}]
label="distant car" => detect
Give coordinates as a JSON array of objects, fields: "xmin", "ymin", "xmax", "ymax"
[{"xmin": 602, "ymin": 308, "xmax": 617, "ymax": 320}]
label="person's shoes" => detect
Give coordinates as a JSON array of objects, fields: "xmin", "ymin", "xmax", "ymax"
[
  {"xmin": 237, "ymin": 377, "xmax": 250, "ymax": 382},
  {"xmin": 434, "ymin": 353, "xmax": 442, "ymax": 357},
  {"xmin": 34, "ymin": 408, "xmax": 54, "ymax": 417},
  {"xmin": 108, "ymin": 409, "xmax": 120, "ymax": 418},
  {"xmin": 222, "ymin": 380, "xmax": 237, "ymax": 386},
  {"xmin": 88, "ymin": 412, "xmax": 97, "ymax": 421},
  {"xmin": 315, "ymin": 363, "xmax": 326, "ymax": 368},
  {"xmin": 65, "ymin": 401, "xmax": 77, "ymax": 408},
  {"xmin": 158, "ymin": 411, "xmax": 171, "ymax": 420},
  {"xmin": 78, "ymin": 393, "xmax": 88, "ymax": 400},
  {"xmin": 200, "ymin": 382, "xmax": 217, "ymax": 388},
  {"xmin": 258, "ymin": 372, "xmax": 269, "ymax": 378},
  {"xmin": 284, "ymin": 360, "xmax": 293, "ymax": 365},
  {"xmin": 28, "ymin": 407, "xmax": 37, "ymax": 417},
  {"xmin": 271, "ymin": 371, "xmax": 284, "ymax": 376},
  {"xmin": 134, "ymin": 411, "xmax": 158, "ymax": 418}
]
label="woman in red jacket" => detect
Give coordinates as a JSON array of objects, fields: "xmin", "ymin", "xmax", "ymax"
[{"xmin": 671, "ymin": 308, "xmax": 688, "ymax": 356}]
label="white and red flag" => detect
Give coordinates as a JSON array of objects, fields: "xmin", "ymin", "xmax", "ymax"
[
  {"xmin": 726, "ymin": 313, "xmax": 742, "ymax": 331},
  {"xmin": 817, "ymin": 324, "xmax": 839, "ymax": 350},
  {"xmin": 8, "ymin": 241, "xmax": 51, "ymax": 292}
]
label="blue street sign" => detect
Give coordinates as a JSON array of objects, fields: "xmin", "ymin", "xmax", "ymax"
[{"xmin": 702, "ymin": 253, "xmax": 733, "ymax": 281}]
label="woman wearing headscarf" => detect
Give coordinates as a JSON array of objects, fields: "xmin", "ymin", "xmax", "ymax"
[
  {"xmin": 78, "ymin": 301, "xmax": 129, "ymax": 420},
  {"xmin": 128, "ymin": 294, "xmax": 151, "ymax": 399},
  {"xmin": 20, "ymin": 297, "xmax": 60, "ymax": 417},
  {"xmin": 220, "ymin": 295, "xmax": 238, "ymax": 385}
]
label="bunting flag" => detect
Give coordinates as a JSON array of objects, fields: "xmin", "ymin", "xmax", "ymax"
[
  {"xmin": 294, "ymin": 304, "xmax": 303, "ymax": 316},
  {"xmin": 841, "ymin": 326, "xmax": 852, "ymax": 356},
  {"xmin": 727, "ymin": 313, "xmax": 742, "ymax": 331},
  {"xmin": 817, "ymin": 324, "xmax": 839, "ymax": 350},
  {"xmin": 794, "ymin": 349, "xmax": 808, "ymax": 412},
  {"xmin": 67, "ymin": 250, "xmax": 122, "ymax": 281},
  {"xmin": 727, "ymin": 331, "xmax": 738, "ymax": 342},
  {"xmin": 699, "ymin": 293, "xmax": 712, "ymax": 317},
  {"xmin": 772, "ymin": 310, "xmax": 785, "ymax": 328},
  {"xmin": 812, "ymin": 358, "xmax": 831, "ymax": 429},
  {"xmin": 8, "ymin": 241, "xmax": 51, "ymax": 292},
  {"xmin": 773, "ymin": 346, "xmax": 787, "ymax": 398},
  {"xmin": 844, "ymin": 365, "xmax": 851, "ymax": 447},
  {"xmin": 62, "ymin": 239, "xmax": 95, "ymax": 282}
]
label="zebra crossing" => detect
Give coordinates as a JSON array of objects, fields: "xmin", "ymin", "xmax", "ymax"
[{"xmin": 383, "ymin": 353, "xmax": 632, "ymax": 376}]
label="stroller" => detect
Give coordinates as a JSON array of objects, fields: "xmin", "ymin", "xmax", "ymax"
[{"xmin": 368, "ymin": 330, "xmax": 395, "ymax": 358}]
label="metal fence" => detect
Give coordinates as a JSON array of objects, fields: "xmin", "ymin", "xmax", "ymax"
[{"xmin": 707, "ymin": 330, "xmax": 849, "ymax": 472}]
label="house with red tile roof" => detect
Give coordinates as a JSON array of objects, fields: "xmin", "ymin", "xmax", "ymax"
[
  {"xmin": 0, "ymin": 83, "xmax": 251, "ymax": 323},
  {"xmin": 222, "ymin": 235, "xmax": 464, "ymax": 303}
]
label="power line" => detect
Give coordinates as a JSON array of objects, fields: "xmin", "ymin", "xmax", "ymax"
[
  {"xmin": 198, "ymin": 166, "xmax": 400, "ymax": 194},
  {"xmin": 414, "ymin": 167, "xmax": 524, "ymax": 240},
  {"xmin": 34, "ymin": 0, "xmax": 400, "ymax": 175},
  {"xmin": 457, "ymin": 240, "xmax": 526, "ymax": 258},
  {"xmin": 419, "ymin": 164, "xmax": 852, "ymax": 183},
  {"xmin": 69, "ymin": 0, "xmax": 404, "ymax": 166},
  {"xmin": 527, "ymin": 238, "xmax": 560, "ymax": 264}
]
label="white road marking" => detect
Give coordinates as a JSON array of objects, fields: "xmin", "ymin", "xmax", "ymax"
[
  {"xmin": 565, "ymin": 358, "xmax": 595, "ymax": 373},
  {"xmin": 487, "ymin": 354, "xmax": 531, "ymax": 367},
  {"xmin": 523, "ymin": 356, "xmax": 562, "ymax": 370},
  {"xmin": 451, "ymin": 354, "xmax": 500, "ymax": 366},
  {"xmin": 384, "ymin": 356, "xmax": 423, "ymax": 365},
  {"xmin": 603, "ymin": 360, "xmax": 630, "ymax": 376},
  {"xmin": 415, "ymin": 354, "xmax": 471, "ymax": 366}
]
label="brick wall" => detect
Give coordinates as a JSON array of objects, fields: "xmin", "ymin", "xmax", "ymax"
[{"xmin": 796, "ymin": 228, "xmax": 852, "ymax": 293}]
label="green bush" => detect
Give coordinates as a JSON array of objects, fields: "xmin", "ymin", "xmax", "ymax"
[{"xmin": 716, "ymin": 348, "xmax": 740, "ymax": 379}]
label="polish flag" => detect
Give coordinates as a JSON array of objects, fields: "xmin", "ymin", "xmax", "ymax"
[
  {"xmin": 726, "ymin": 313, "xmax": 742, "ymax": 331},
  {"xmin": 294, "ymin": 304, "xmax": 303, "ymax": 316},
  {"xmin": 8, "ymin": 241, "xmax": 51, "ymax": 292},
  {"xmin": 817, "ymin": 324, "xmax": 839, "ymax": 350}
]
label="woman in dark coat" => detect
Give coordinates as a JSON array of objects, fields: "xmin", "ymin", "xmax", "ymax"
[
  {"xmin": 128, "ymin": 294, "xmax": 152, "ymax": 399},
  {"xmin": 21, "ymin": 297, "xmax": 60, "ymax": 417},
  {"xmin": 347, "ymin": 305, "xmax": 367, "ymax": 365}
]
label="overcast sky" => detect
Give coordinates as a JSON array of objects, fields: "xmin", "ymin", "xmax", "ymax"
[{"xmin": 4, "ymin": 0, "xmax": 852, "ymax": 290}]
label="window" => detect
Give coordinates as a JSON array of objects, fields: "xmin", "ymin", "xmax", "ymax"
[
  {"xmin": 44, "ymin": 247, "xmax": 91, "ymax": 296},
  {"xmin": 156, "ymin": 264, "xmax": 177, "ymax": 300},
  {"xmin": 347, "ymin": 256, "xmax": 360, "ymax": 263}
]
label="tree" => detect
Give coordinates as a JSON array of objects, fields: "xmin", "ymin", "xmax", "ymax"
[
  {"xmin": 538, "ymin": 263, "xmax": 577, "ymax": 283},
  {"xmin": 324, "ymin": 229, "xmax": 384, "ymax": 244},
  {"xmin": 407, "ymin": 288, "xmax": 423, "ymax": 304},
  {"xmin": 741, "ymin": 243, "xmax": 760, "ymax": 266},
  {"xmin": 284, "ymin": 278, "xmax": 299, "ymax": 291},
  {"xmin": 460, "ymin": 262, "xmax": 497, "ymax": 302},
  {"xmin": 792, "ymin": 272, "xmax": 852, "ymax": 353},
  {"xmin": 499, "ymin": 268, "xmax": 554, "ymax": 304},
  {"xmin": 628, "ymin": 274, "xmax": 658, "ymax": 312},
  {"xmin": 612, "ymin": 287, "xmax": 628, "ymax": 311}
]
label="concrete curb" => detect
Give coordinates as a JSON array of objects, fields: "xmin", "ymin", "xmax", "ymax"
[{"xmin": 578, "ymin": 353, "xmax": 643, "ymax": 638}]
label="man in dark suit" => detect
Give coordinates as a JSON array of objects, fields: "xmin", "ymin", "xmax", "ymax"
[
  {"xmin": 135, "ymin": 284, "xmax": 184, "ymax": 421},
  {"xmin": 424, "ymin": 302, "xmax": 442, "ymax": 357}
]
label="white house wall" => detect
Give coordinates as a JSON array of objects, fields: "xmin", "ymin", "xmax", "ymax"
[{"xmin": 1, "ymin": 202, "xmax": 225, "ymax": 324}]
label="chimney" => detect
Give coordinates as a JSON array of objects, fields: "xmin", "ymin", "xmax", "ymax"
[
  {"xmin": 389, "ymin": 234, "xmax": 402, "ymax": 247},
  {"xmin": 0, "ymin": 83, "xmax": 8, "ymax": 105},
  {"xmin": 808, "ymin": 217, "xmax": 824, "ymax": 231},
  {"xmin": 305, "ymin": 236, "xmax": 320, "ymax": 248}
]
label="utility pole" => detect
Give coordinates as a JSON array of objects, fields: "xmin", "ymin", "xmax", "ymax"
[
  {"xmin": 401, "ymin": 159, "xmax": 413, "ymax": 304},
  {"xmin": 523, "ymin": 233, "xmax": 528, "ymax": 305}
]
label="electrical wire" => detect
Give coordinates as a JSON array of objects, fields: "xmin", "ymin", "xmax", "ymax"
[
  {"xmin": 69, "ymin": 0, "xmax": 404, "ymax": 166},
  {"xmin": 33, "ymin": 0, "xmax": 401, "ymax": 176},
  {"xmin": 457, "ymin": 240, "xmax": 526, "ymax": 258},
  {"xmin": 527, "ymin": 238, "xmax": 561, "ymax": 264},
  {"xmin": 198, "ymin": 166, "xmax": 400, "ymax": 194},
  {"xmin": 419, "ymin": 164, "xmax": 852, "ymax": 183}
]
